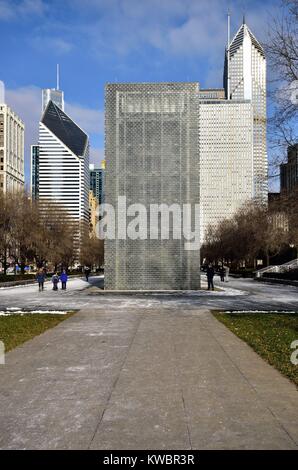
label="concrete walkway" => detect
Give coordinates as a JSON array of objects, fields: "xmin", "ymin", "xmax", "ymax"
[{"xmin": 0, "ymin": 308, "xmax": 297, "ymax": 450}]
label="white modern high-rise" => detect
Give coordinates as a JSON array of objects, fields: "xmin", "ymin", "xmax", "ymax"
[
  {"xmin": 37, "ymin": 100, "xmax": 89, "ymax": 243},
  {"xmin": 224, "ymin": 17, "xmax": 267, "ymax": 201},
  {"xmin": 199, "ymin": 99, "xmax": 254, "ymax": 241},
  {"xmin": 0, "ymin": 81, "xmax": 25, "ymax": 193}
]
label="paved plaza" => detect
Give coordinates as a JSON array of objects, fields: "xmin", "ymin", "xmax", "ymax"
[{"xmin": 0, "ymin": 277, "xmax": 297, "ymax": 449}]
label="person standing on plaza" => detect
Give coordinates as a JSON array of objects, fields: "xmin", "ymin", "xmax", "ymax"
[
  {"xmin": 52, "ymin": 272, "xmax": 59, "ymax": 291},
  {"xmin": 206, "ymin": 263, "xmax": 215, "ymax": 291},
  {"xmin": 219, "ymin": 265, "xmax": 225, "ymax": 282},
  {"xmin": 36, "ymin": 269, "xmax": 46, "ymax": 292},
  {"xmin": 60, "ymin": 270, "xmax": 68, "ymax": 290},
  {"xmin": 84, "ymin": 266, "xmax": 91, "ymax": 282}
]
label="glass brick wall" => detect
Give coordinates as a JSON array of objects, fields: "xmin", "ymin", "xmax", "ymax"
[{"xmin": 105, "ymin": 83, "xmax": 201, "ymax": 290}]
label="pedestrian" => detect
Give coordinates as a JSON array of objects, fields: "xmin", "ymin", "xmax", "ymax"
[
  {"xmin": 206, "ymin": 263, "xmax": 215, "ymax": 291},
  {"xmin": 219, "ymin": 265, "xmax": 225, "ymax": 282},
  {"xmin": 52, "ymin": 272, "xmax": 59, "ymax": 291},
  {"xmin": 224, "ymin": 265, "xmax": 230, "ymax": 282},
  {"xmin": 60, "ymin": 269, "xmax": 68, "ymax": 290},
  {"xmin": 36, "ymin": 269, "xmax": 46, "ymax": 292},
  {"xmin": 84, "ymin": 266, "xmax": 91, "ymax": 282}
]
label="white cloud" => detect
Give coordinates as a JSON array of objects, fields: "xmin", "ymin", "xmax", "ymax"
[
  {"xmin": 30, "ymin": 36, "xmax": 74, "ymax": 55},
  {"xmin": 65, "ymin": 102, "xmax": 103, "ymax": 135},
  {"xmin": 65, "ymin": 0, "xmax": 277, "ymax": 64},
  {"xmin": 0, "ymin": 0, "xmax": 46, "ymax": 20},
  {"xmin": 0, "ymin": 0, "xmax": 13, "ymax": 19}
]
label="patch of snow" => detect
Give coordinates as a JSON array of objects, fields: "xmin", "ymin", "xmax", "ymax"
[
  {"xmin": 0, "ymin": 310, "xmax": 69, "ymax": 316},
  {"xmin": 223, "ymin": 310, "xmax": 297, "ymax": 314}
]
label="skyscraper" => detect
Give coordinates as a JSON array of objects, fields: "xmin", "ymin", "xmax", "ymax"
[
  {"xmin": 30, "ymin": 144, "xmax": 39, "ymax": 199},
  {"xmin": 224, "ymin": 18, "xmax": 267, "ymax": 201},
  {"xmin": 199, "ymin": 99, "xmax": 254, "ymax": 240},
  {"xmin": 0, "ymin": 81, "xmax": 25, "ymax": 193},
  {"xmin": 280, "ymin": 144, "xmax": 298, "ymax": 194},
  {"xmin": 89, "ymin": 163, "xmax": 105, "ymax": 205},
  {"xmin": 37, "ymin": 100, "xmax": 89, "ymax": 245}
]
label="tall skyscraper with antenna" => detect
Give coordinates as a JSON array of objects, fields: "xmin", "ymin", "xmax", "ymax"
[
  {"xmin": 224, "ymin": 16, "xmax": 267, "ymax": 202},
  {"xmin": 42, "ymin": 64, "xmax": 64, "ymax": 112}
]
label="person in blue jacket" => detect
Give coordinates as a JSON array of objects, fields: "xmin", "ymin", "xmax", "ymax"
[
  {"xmin": 60, "ymin": 269, "xmax": 68, "ymax": 290},
  {"xmin": 36, "ymin": 269, "xmax": 46, "ymax": 291}
]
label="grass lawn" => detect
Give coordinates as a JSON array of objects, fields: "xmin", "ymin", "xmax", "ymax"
[
  {"xmin": 213, "ymin": 311, "xmax": 298, "ymax": 387},
  {"xmin": 0, "ymin": 313, "xmax": 74, "ymax": 352}
]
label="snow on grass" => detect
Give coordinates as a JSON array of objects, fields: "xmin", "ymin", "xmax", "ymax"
[
  {"xmin": 0, "ymin": 309, "xmax": 70, "ymax": 316},
  {"xmin": 223, "ymin": 310, "xmax": 298, "ymax": 314}
]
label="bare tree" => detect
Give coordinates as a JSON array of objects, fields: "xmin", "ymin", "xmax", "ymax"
[
  {"xmin": 0, "ymin": 192, "xmax": 15, "ymax": 274},
  {"xmin": 266, "ymin": 0, "xmax": 298, "ymax": 179},
  {"xmin": 0, "ymin": 192, "xmax": 78, "ymax": 274},
  {"xmin": 80, "ymin": 235, "xmax": 104, "ymax": 269},
  {"xmin": 201, "ymin": 201, "xmax": 289, "ymax": 268}
]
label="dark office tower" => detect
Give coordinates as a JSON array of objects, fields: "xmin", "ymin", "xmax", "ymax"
[
  {"xmin": 90, "ymin": 164, "xmax": 105, "ymax": 205},
  {"xmin": 105, "ymin": 83, "xmax": 200, "ymax": 291},
  {"xmin": 30, "ymin": 145, "xmax": 39, "ymax": 199},
  {"xmin": 280, "ymin": 144, "xmax": 298, "ymax": 194}
]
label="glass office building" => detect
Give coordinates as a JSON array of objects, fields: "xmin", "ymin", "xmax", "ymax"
[
  {"xmin": 30, "ymin": 145, "xmax": 39, "ymax": 199},
  {"xmin": 90, "ymin": 165, "xmax": 105, "ymax": 205}
]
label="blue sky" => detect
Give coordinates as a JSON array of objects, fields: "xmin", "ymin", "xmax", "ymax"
[{"xmin": 0, "ymin": 0, "xmax": 281, "ymax": 187}]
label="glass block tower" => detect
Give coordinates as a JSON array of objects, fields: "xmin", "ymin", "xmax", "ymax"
[
  {"xmin": 224, "ymin": 18, "xmax": 267, "ymax": 202},
  {"xmin": 105, "ymin": 83, "xmax": 200, "ymax": 290}
]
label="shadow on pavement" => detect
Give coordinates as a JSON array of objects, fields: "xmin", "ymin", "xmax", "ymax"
[{"xmin": 88, "ymin": 275, "xmax": 104, "ymax": 289}]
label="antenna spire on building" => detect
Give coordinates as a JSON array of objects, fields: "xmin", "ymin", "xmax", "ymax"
[
  {"xmin": 227, "ymin": 9, "xmax": 231, "ymax": 100},
  {"xmin": 56, "ymin": 64, "xmax": 60, "ymax": 90}
]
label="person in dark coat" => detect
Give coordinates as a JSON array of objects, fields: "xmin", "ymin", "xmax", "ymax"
[
  {"xmin": 52, "ymin": 273, "xmax": 59, "ymax": 291},
  {"xmin": 36, "ymin": 269, "xmax": 46, "ymax": 291},
  {"xmin": 60, "ymin": 270, "xmax": 68, "ymax": 290},
  {"xmin": 206, "ymin": 263, "xmax": 215, "ymax": 291},
  {"xmin": 219, "ymin": 265, "xmax": 225, "ymax": 282},
  {"xmin": 84, "ymin": 266, "xmax": 91, "ymax": 282}
]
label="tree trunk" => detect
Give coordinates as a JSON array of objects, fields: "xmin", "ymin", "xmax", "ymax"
[
  {"xmin": 266, "ymin": 251, "xmax": 270, "ymax": 267},
  {"xmin": 3, "ymin": 257, "xmax": 7, "ymax": 275}
]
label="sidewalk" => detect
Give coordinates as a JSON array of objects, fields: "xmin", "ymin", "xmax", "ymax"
[{"xmin": 0, "ymin": 307, "xmax": 297, "ymax": 449}]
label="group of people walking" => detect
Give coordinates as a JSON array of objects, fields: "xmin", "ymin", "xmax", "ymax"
[
  {"xmin": 36, "ymin": 269, "xmax": 68, "ymax": 291},
  {"xmin": 36, "ymin": 266, "xmax": 92, "ymax": 291},
  {"xmin": 206, "ymin": 264, "xmax": 229, "ymax": 291},
  {"xmin": 51, "ymin": 270, "xmax": 68, "ymax": 291}
]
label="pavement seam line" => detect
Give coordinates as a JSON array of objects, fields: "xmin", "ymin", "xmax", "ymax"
[
  {"xmin": 200, "ymin": 310, "xmax": 298, "ymax": 448},
  {"xmin": 87, "ymin": 311, "xmax": 143, "ymax": 449},
  {"xmin": 172, "ymin": 333, "xmax": 193, "ymax": 450}
]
